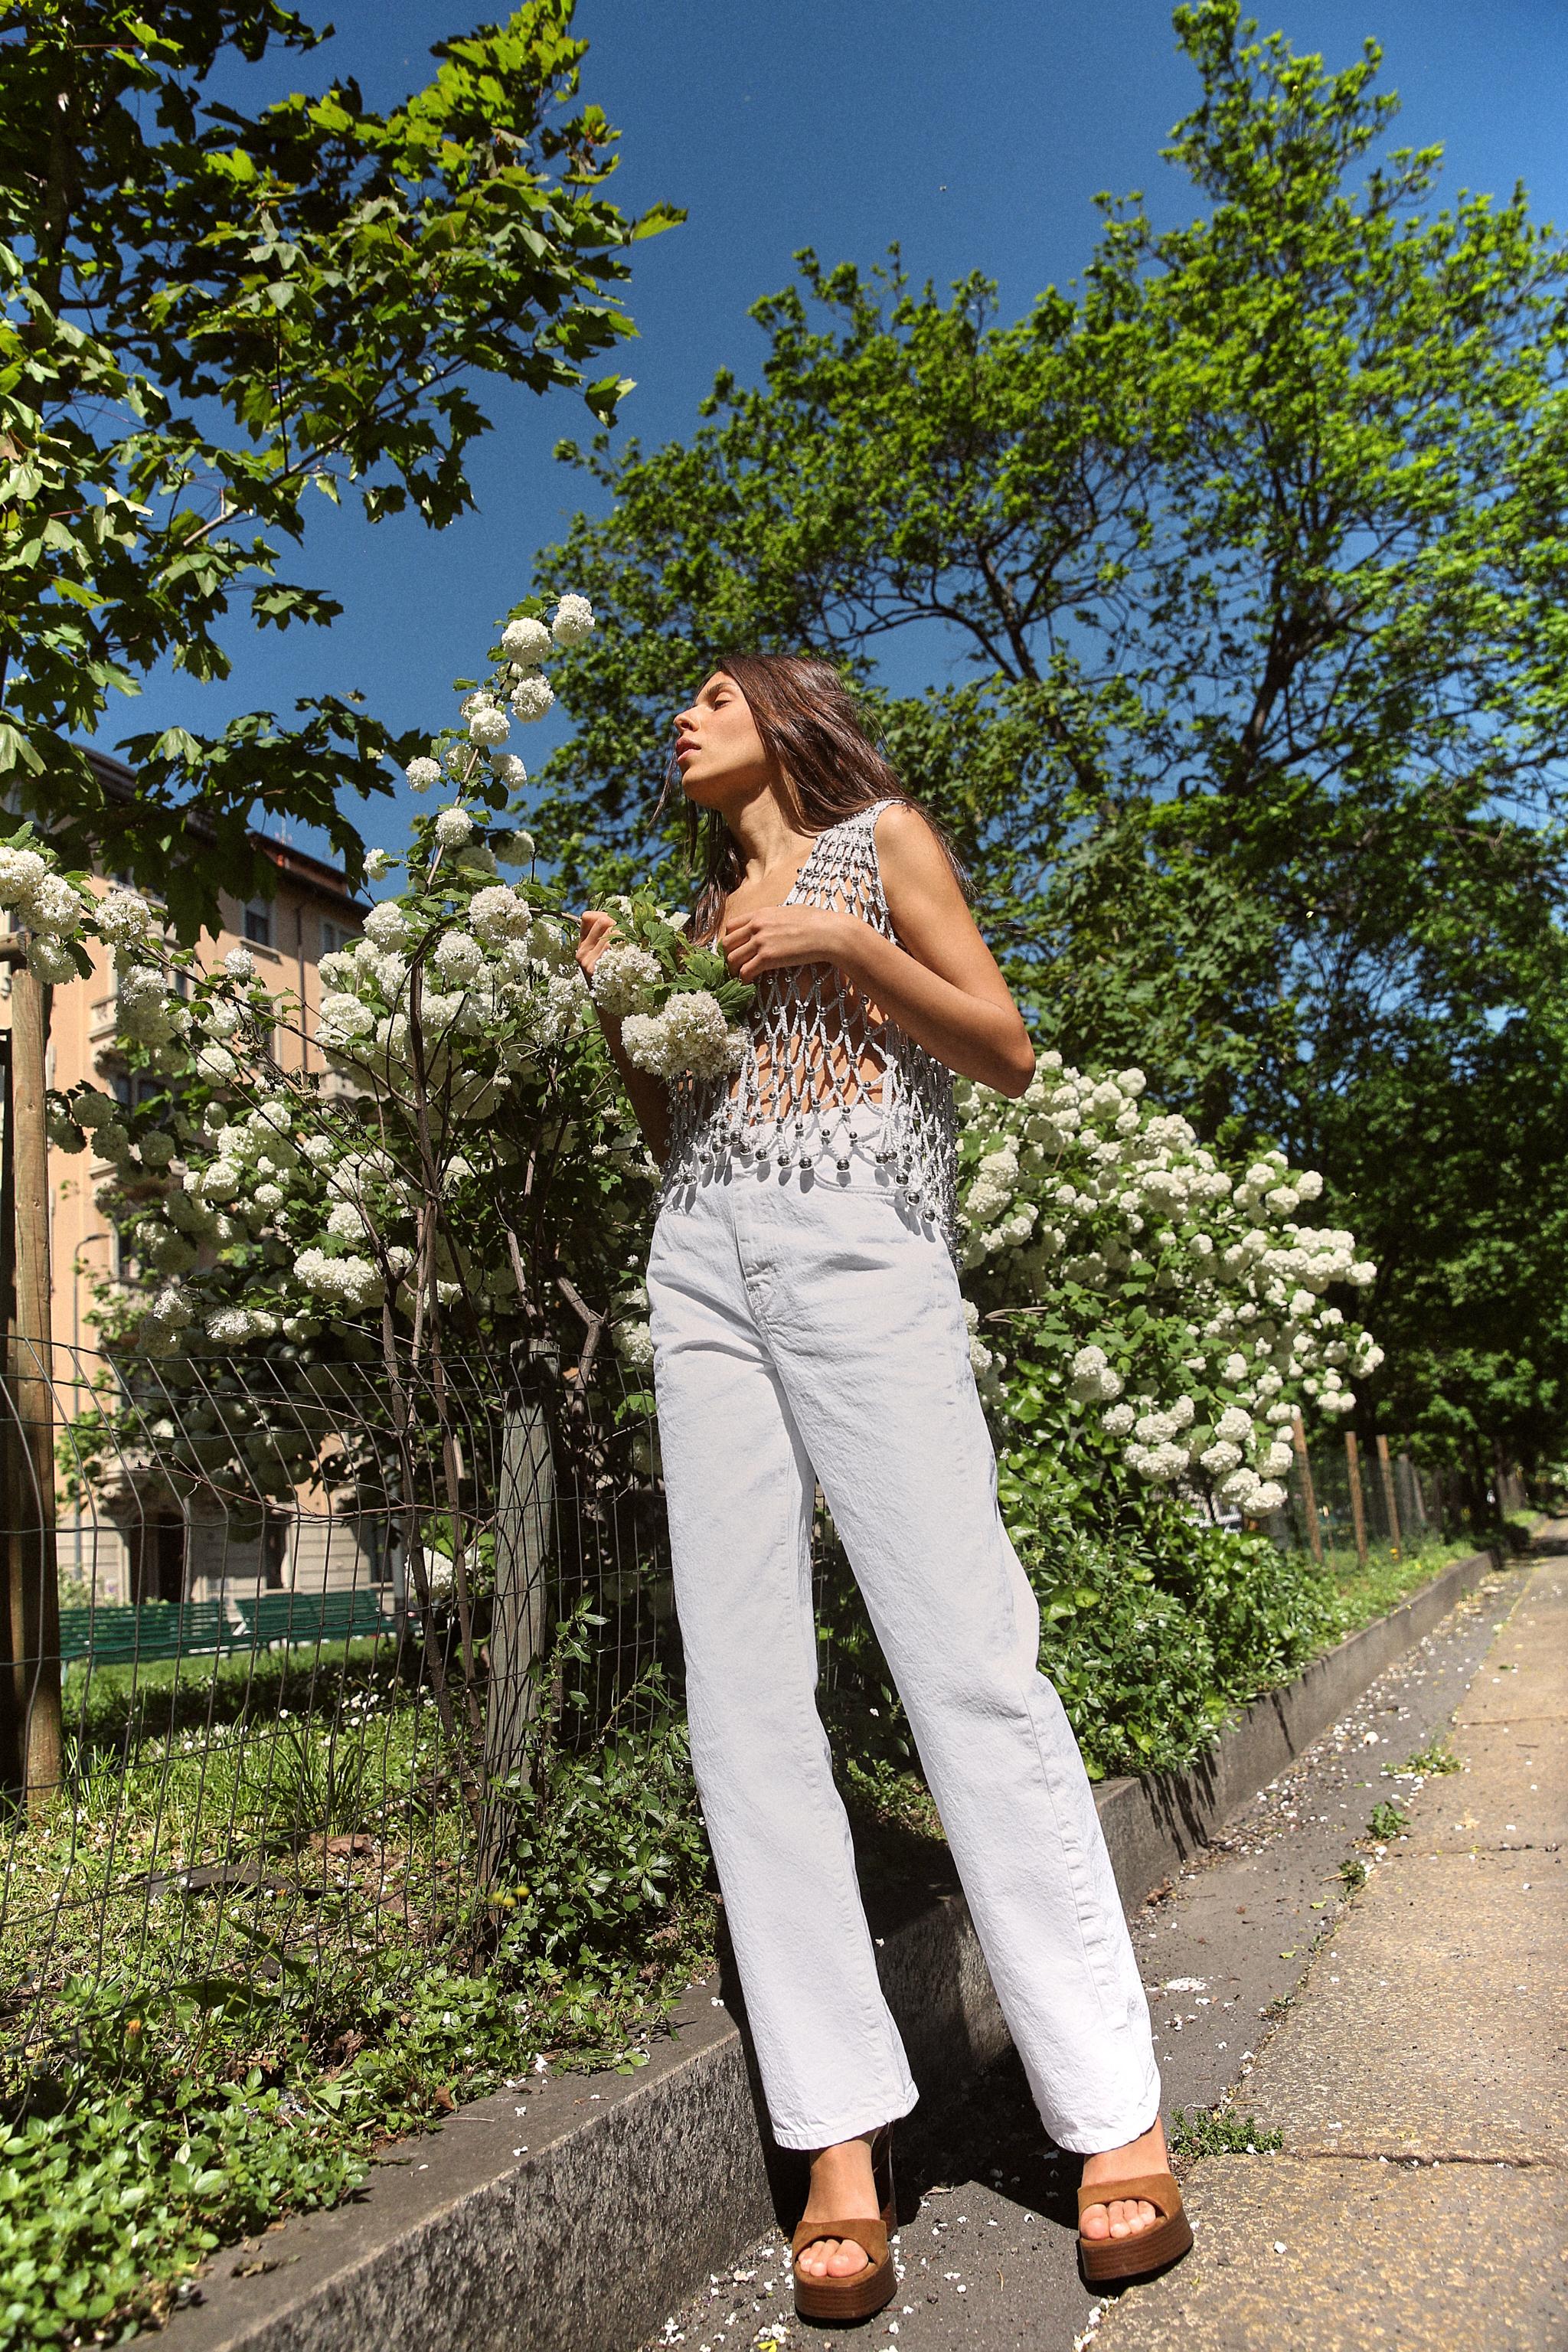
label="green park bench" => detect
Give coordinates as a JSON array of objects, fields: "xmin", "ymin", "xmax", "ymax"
[
  {"xmin": 57, "ymin": 1601, "xmax": 233, "ymax": 1669},
  {"xmin": 230, "ymin": 1589, "xmax": 393, "ymax": 1652}
]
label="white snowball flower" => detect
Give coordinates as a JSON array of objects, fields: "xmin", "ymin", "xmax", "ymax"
[
  {"xmin": 28, "ymin": 937, "xmax": 77, "ymax": 983},
  {"xmin": 95, "ymin": 889, "xmax": 157, "ymax": 947},
  {"xmin": 551, "ymin": 593, "xmax": 595, "ymax": 648},
  {"xmin": 590, "ymin": 940, "xmax": 662, "ymax": 1018},
  {"xmin": 406, "ymin": 756, "xmax": 442, "ymax": 792},
  {"xmin": 468, "ymin": 704, "xmax": 511, "ymax": 750},
  {"xmin": 489, "ymin": 753, "xmax": 528, "ymax": 791},
  {"xmin": 0, "ymin": 848, "xmax": 48, "ymax": 906},
  {"xmin": 495, "ymin": 828, "xmax": 536, "ymax": 865},
  {"xmin": 147, "ymin": 1282, "xmax": 194, "ymax": 1329},
  {"xmin": 508, "ymin": 670, "xmax": 555, "ymax": 722},
  {"xmin": 26, "ymin": 871, "xmax": 84, "ymax": 935},
  {"xmin": 253, "ymin": 1181, "xmax": 286, "ymax": 1213},
  {"xmin": 1260, "ymin": 1441, "xmax": 1294, "ymax": 1475},
  {"xmin": 327, "ymin": 1200, "xmax": 371, "ymax": 1243},
  {"xmin": 1102, "ymin": 1402, "xmax": 1136, "ymax": 1437},
  {"xmin": 295, "ymin": 1247, "xmax": 381, "ymax": 1311},
  {"xmin": 432, "ymin": 929, "xmax": 485, "ymax": 987},
  {"xmin": 502, "ymin": 616, "xmax": 554, "ymax": 665},
  {"xmin": 364, "ymin": 848, "xmax": 396, "ymax": 881},
  {"xmin": 1214, "ymin": 1405, "xmax": 1253, "ymax": 1443},
  {"xmin": 615, "ymin": 1320, "xmax": 655, "ymax": 1371},
  {"xmin": 469, "ymin": 885, "xmax": 531, "ymax": 946},
  {"xmin": 621, "ymin": 990, "xmax": 743, "ymax": 1082},
  {"xmin": 207, "ymin": 1308, "xmax": 258, "ymax": 1344},
  {"xmin": 224, "ymin": 947, "xmax": 255, "ymax": 980},
  {"xmin": 365, "ymin": 901, "xmax": 411, "ymax": 950},
  {"xmin": 434, "ymin": 807, "xmax": 474, "ymax": 849},
  {"xmin": 138, "ymin": 1131, "xmax": 176, "ymax": 1170},
  {"xmin": 315, "ymin": 993, "xmax": 376, "ymax": 1050},
  {"xmin": 1200, "ymin": 1440, "xmax": 1244, "ymax": 1475}
]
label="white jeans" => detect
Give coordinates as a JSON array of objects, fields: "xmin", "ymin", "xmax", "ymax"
[{"xmin": 645, "ymin": 1144, "xmax": 1161, "ymax": 2155}]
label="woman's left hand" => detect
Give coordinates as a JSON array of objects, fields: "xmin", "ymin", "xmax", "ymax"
[{"xmin": 720, "ymin": 906, "xmax": 860, "ymax": 982}]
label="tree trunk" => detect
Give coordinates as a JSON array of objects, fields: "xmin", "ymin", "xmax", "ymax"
[
  {"xmin": 479, "ymin": 1348, "xmax": 558, "ymax": 1883},
  {"xmin": 5, "ymin": 965, "xmax": 61, "ymax": 1813}
]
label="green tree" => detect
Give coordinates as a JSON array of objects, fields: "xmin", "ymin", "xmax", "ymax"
[
  {"xmin": 532, "ymin": 1, "xmax": 1568, "ymax": 1468},
  {"xmin": 0, "ymin": 0, "xmax": 678, "ymax": 933}
]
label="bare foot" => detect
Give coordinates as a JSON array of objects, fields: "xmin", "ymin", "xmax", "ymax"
[
  {"xmin": 1079, "ymin": 2114, "xmax": 1170, "ymax": 2244},
  {"xmin": 794, "ymin": 2132, "xmax": 883, "ymax": 2282}
]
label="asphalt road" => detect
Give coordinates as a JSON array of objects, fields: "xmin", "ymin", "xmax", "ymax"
[{"xmin": 634, "ymin": 1554, "xmax": 1534, "ymax": 2352}]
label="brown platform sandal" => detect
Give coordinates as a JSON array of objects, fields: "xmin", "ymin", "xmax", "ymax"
[
  {"xmin": 791, "ymin": 2124, "xmax": 897, "ymax": 2324},
  {"xmin": 1076, "ymin": 2169, "xmax": 1192, "ymax": 2284}
]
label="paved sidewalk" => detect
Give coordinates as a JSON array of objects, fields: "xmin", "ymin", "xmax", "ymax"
[
  {"xmin": 635, "ymin": 1550, "xmax": 1552, "ymax": 2352},
  {"xmin": 1093, "ymin": 1547, "xmax": 1567, "ymax": 2352}
]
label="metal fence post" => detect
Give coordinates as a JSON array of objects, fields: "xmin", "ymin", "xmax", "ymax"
[
  {"xmin": 1344, "ymin": 1429, "xmax": 1369, "ymax": 1566},
  {"xmin": 1376, "ymin": 1432, "xmax": 1402, "ymax": 1558},
  {"xmin": 1292, "ymin": 1411, "xmax": 1323, "ymax": 1563}
]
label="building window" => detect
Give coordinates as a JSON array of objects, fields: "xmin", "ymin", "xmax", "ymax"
[
  {"xmin": 322, "ymin": 916, "xmax": 359, "ymax": 958},
  {"xmin": 243, "ymin": 900, "xmax": 273, "ymax": 947}
]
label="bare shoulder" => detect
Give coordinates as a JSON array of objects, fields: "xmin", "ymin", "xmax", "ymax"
[{"xmin": 871, "ymin": 800, "xmax": 960, "ymax": 892}]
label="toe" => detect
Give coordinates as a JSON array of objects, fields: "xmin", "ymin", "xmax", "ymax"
[
  {"xmin": 1080, "ymin": 2203, "xmax": 1110, "ymax": 2241},
  {"xmin": 828, "ymin": 2239, "xmax": 870, "ymax": 2277}
]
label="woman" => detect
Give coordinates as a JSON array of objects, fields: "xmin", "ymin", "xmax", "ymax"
[{"xmin": 577, "ymin": 655, "xmax": 1190, "ymax": 2321}]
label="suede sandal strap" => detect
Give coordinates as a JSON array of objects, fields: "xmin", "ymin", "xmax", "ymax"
[
  {"xmin": 1076, "ymin": 2170, "xmax": 1182, "ymax": 2224},
  {"xmin": 792, "ymin": 2216, "xmax": 890, "ymax": 2267}
]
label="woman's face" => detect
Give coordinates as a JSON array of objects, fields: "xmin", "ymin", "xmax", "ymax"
[{"xmin": 672, "ymin": 672, "xmax": 772, "ymax": 810}]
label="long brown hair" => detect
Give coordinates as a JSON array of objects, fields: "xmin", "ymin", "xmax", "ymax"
[{"xmin": 659, "ymin": 652, "xmax": 967, "ymax": 942}]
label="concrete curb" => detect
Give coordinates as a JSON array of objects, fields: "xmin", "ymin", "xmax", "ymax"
[{"xmin": 162, "ymin": 1547, "xmax": 1499, "ymax": 2352}]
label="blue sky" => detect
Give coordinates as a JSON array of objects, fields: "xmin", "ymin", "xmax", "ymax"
[{"xmin": 142, "ymin": 0, "xmax": 1568, "ymax": 868}]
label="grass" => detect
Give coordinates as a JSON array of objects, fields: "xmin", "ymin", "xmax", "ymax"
[
  {"xmin": 1322, "ymin": 1530, "xmax": 1491, "ymax": 1635},
  {"xmin": 1387, "ymin": 1736, "xmax": 1461, "ymax": 1779},
  {"xmin": 1169, "ymin": 2104, "xmax": 1283, "ymax": 2160}
]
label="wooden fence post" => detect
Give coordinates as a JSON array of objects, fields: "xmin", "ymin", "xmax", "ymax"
[
  {"xmin": 1376, "ymin": 1432, "xmax": 1403, "ymax": 1559},
  {"xmin": 1344, "ymin": 1430, "xmax": 1369, "ymax": 1566},
  {"xmin": 1292, "ymin": 1411, "xmax": 1323, "ymax": 1563},
  {"xmin": 5, "ymin": 958, "xmax": 61, "ymax": 1812}
]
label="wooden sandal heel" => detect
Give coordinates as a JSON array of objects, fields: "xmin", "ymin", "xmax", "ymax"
[
  {"xmin": 1076, "ymin": 2167, "xmax": 1192, "ymax": 2284},
  {"xmin": 791, "ymin": 2124, "xmax": 897, "ymax": 2324}
]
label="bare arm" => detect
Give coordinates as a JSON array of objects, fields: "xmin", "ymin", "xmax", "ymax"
[
  {"xmin": 575, "ymin": 912, "xmax": 673, "ymax": 1162},
  {"xmin": 719, "ymin": 805, "xmax": 1037, "ymax": 1097}
]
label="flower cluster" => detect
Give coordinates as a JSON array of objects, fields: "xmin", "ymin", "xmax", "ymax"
[
  {"xmin": 957, "ymin": 1054, "xmax": 1382, "ymax": 1519},
  {"xmin": 587, "ymin": 894, "xmax": 756, "ymax": 1081},
  {"xmin": 0, "ymin": 839, "xmax": 90, "ymax": 981}
]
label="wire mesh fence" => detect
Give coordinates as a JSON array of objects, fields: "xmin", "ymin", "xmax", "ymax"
[
  {"xmin": 0, "ymin": 1331, "xmax": 903, "ymax": 2099},
  {"xmin": 0, "ymin": 1335, "xmax": 682, "ymax": 2092},
  {"xmin": 1273, "ymin": 1422, "xmax": 1522, "ymax": 1568}
]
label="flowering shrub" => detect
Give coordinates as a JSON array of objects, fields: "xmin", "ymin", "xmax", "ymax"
[
  {"xmin": 954, "ymin": 1053, "xmax": 1381, "ymax": 1522},
  {"xmin": 37, "ymin": 596, "xmax": 662, "ymax": 1530}
]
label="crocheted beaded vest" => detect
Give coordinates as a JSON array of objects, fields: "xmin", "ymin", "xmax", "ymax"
[{"xmin": 659, "ymin": 799, "xmax": 958, "ymax": 1240}]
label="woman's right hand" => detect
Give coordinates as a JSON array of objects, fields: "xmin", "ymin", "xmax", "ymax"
[{"xmin": 576, "ymin": 910, "xmax": 620, "ymax": 985}]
